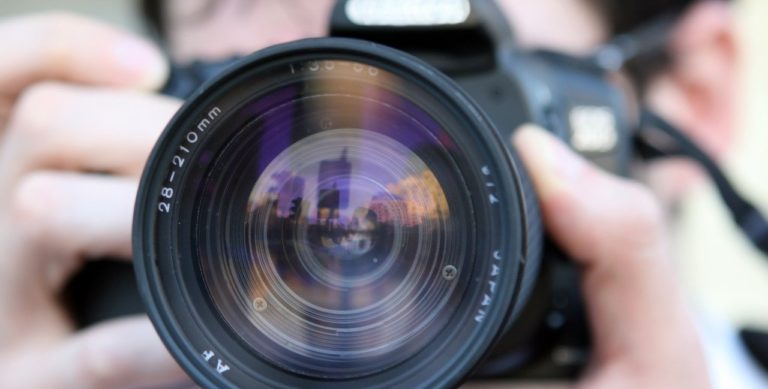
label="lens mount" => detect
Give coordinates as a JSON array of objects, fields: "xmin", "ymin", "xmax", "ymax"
[{"xmin": 134, "ymin": 38, "xmax": 539, "ymax": 388}]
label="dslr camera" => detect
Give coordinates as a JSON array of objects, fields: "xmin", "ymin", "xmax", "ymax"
[{"xmin": 69, "ymin": 0, "xmax": 768, "ymax": 387}]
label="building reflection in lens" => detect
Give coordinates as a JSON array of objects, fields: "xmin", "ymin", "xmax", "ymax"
[{"xmin": 242, "ymin": 127, "xmax": 457, "ymax": 372}]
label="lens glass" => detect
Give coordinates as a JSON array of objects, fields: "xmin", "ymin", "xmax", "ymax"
[{"xmin": 194, "ymin": 59, "xmax": 476, "ymax": 378}]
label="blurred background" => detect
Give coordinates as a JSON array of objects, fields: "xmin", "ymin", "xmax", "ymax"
[
  {"xmin": 0, "ymin": 1, "xmax": 143, "ymax": 32},
  {"xmin": 0, "ymin": 0, "xmax": 766, "ymax": 386},
  {"xmin": 671, "ymin": 0, "xmax": 768, "ymax": 330}
]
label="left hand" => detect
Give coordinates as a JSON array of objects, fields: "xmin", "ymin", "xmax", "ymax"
[{"xmin": 0, "ymin": 12, "xmax": 188, "ymax": 388}]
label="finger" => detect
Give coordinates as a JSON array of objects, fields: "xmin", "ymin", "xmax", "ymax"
[
  {"xmin": 11, "ymin": 172, "xmax": 137, "ymax": 288},
  {"xmin": 513, "ymin": 125, "xmax": 708, "ymax": 384},
  {"xmin": 0, "ymin": 12, "xmax": 167, "ymax": 96},
  {"xmin": 513, "ymin": 125, "xmax": 667, "ymax": 266},
  {"xmin": 7, "ymin": 317, "xmax": 189, "ymax": 389},
  {"xmin": 2, "ymin": 82, "xmax": 181, "ymax": 180}
]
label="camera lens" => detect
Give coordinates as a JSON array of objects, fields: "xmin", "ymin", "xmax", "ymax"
[{"xmin": 135, "ymin": 38, "xmax": 540, "ymax": 388}]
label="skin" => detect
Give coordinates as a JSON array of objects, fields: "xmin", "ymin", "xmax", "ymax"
[
  {"xmin": 0, "ymin": 0, "xmax": 737, "ymax": 387},
  {"xmin": 166, "ymin": 0, "xmax": 607, "ymax": 62},
  {"xmin": 0, "ymin": 14, "xmax": 185, "ymax": 388}
]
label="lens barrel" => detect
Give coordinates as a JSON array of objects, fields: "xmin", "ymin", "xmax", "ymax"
[{"xmin": 134, "ymin": 38, "xmax": 540, "ymax": 388}]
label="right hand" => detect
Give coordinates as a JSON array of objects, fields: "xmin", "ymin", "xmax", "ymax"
[
  {"xmin": 0, "ymin": 13, "xmax": 190, "ymax": 388},
  {"xmin": 514, "ymin": 125, "xmax": 711, "ymax": 389}
]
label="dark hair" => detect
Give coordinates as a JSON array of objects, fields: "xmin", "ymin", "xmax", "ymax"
[
  {"xmin": 598, "ymin": 0, "xmax": 697, "ymax": 35},
  {"xmin": 140, "ymin": 0, "xmax": 164, "ymax": 39},
  {"xmin": 598, "ymin": 0, "xmax": 699, "ymax": 86}
]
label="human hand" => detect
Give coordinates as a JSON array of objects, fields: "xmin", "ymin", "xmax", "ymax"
[
  {"xmin": 513, "ymin": 125, "xmax": 710, "ymax": 389},
  {"xmin": 0, "ymin": 13, "xmax": 189, "ymax": 388}
]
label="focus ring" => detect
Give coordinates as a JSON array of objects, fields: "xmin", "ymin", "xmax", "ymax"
[{"xmin": 508, "ymin": 152, "xmax": 543, "ymax": 321}]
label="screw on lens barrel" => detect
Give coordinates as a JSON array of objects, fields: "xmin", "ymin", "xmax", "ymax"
[
  {"xmin": 253, "ymin": 297, "xmax": 268, "ymax": 312},
  {"xmin": 442, "ymin": 265, "xmax": 458, "ymax": 280}
]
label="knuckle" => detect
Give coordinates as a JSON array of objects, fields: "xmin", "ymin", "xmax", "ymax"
[
  {"xmin": 11, "ymin": 173, "xmax": 59, "ymax": 242},
  {"xmin": 39, "ymin": 11, "xmax": 84, "ymax": 53},
  {"xmin": 8, "ymin": 82, "xmax": 66, "ymax": 141},
  {"xmin": 74, "ymin": 335, "xmax": 127, "ymax": 387},
  {"xmin": 28, "ymin": 12, "xmax": 91, "ymax": 80},
  {"xmin": 622, "ymin": 181, "xmax": 665, "ymax": 231},
  {"xmin": 605, "ymin": 180, "xmax": 668, "ymax": 262}
]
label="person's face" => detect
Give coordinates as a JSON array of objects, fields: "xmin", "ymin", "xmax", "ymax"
[
  {"xmin": 164, "ymin": 0, "xmax": 739, "ymax": 207},
  {"xmin": 165, "ymin": 0, "xmax": 609, "ymax": 63}
]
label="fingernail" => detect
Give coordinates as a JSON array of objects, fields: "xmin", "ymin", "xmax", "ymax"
[
  {"xmin": 112, "ymin": 37, "xmax": 168, "ymax": 90},
  {"xmin": 512, "ymin": 124, "xmax": 586, "ymax": 198}
]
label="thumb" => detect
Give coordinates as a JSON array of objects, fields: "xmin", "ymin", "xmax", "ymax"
[
  {"xmin": 513, "ymin": 125, "xmax": 709, "ymax": 386},
  {"xmin": 513, "ymin": 124, "xmax": 667, "ymax": 267}
]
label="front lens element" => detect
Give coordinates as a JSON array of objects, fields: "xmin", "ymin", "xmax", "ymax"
[
  {"xmin": 194, "ymin": 60, "xmax": 474, "ymax": 378},
  {"xmin": 242, "ymin": 129, "xmax": 453, "ymax": 375}
]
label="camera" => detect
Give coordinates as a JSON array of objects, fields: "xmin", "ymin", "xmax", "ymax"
[
  {"xmin": 67, "ymin": 0, "xmax": 768, "ymax": 388},
  {"xmin": 133, "ymin": 1, "xmax": 631, "ymax": 386}
]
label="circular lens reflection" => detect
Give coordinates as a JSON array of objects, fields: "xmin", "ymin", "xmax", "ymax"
[
  {"xmin": 230, "ymin": 128, "xmax": 457, "ymax": 376},
  {"xmin": 196, "ymin": 61, "xmax": 476, "ymax": 379}
]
